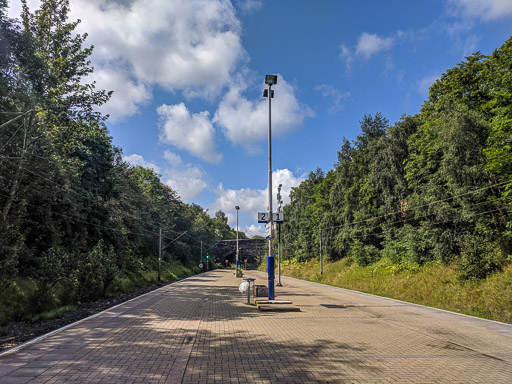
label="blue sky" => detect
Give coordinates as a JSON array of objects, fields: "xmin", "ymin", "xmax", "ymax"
[{"xmin": 10, "ymin": 0, "xmax": 512, "ymax": 236}]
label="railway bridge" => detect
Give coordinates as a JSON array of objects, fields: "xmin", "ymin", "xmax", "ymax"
[{"xmin": 208, "ymin": 238, "xmax": 266, "ymax": 267}]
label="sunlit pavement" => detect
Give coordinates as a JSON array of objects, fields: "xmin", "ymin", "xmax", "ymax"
[{"xmin": 1, "ymin": 269, "xmax": 512, "ymax": 383}]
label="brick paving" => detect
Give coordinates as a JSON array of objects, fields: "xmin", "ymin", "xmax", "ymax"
[{"xmin": 1, "ymin": 269, "xmax": 512, "ymax": 383}]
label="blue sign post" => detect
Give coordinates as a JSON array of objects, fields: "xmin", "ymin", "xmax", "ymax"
[{"xmin": 258, "ymin": 212, "xmax": 283, "ymax": 300}]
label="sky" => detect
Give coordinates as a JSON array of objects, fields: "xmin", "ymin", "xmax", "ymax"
[{"xmin": 8, "ymin": 0, "xmax": 512, "ymax": 237}]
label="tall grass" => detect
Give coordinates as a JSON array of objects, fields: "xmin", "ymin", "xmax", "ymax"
[
  {"xmin": 0, "ymin": 260, "xmax": 197, "ymax": 325},
  {"xmin": 279, "ymin": 258, "xmax": 512, "ymax": 324}
]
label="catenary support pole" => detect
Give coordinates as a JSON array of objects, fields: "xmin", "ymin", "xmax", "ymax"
[
  {"xmin": 320, "ymin": 226, "xmax": 323, "ymax": 275},
  {"xmin": 277, "ymin": 223, "xmax": 282, "ymax": 286},
  {"xmin": 158, "ymin": 228, "xmax": 162, "ymax": 283},
  {"xmin": 236, "ymin": 206, "xmax": 239, "ymax": 274}
]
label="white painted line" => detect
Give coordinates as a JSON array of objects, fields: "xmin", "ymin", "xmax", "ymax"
[{"xmin": 251, "ymin": 271, "xmax": 512, "ymax": 335}]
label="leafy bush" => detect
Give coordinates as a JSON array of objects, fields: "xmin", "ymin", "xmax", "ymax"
[
  {"xmin": 0, "ymin": 279, "xmax": 37, "ymax": 324},
  {"xmin": 382, "ymin": 239, "xmax": 408, "ymax": 264},
  {"xmin": 73, "ymin": 240, "xmax": 118, "ymax": 303},
  {"xmin": 457, "ymin": 236, "xmax": 506, "ymax": 280},
  {"xmin": 350, "ymin": 239, "xmax": 380, "ymax": 266},
  {"xmin": 32, "ymin": 247, "xmax": 70, "ymax": 312}
]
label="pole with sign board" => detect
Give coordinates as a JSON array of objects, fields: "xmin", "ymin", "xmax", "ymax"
[{"xmin": 258, "ymin": 211, "xmax": 285, "ymax": 295}]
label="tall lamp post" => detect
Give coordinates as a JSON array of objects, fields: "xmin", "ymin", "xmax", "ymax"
[
  {"xmin": 263, "ymin": 74, "xmax": 277, "ymax": 300},
  {"xmin": 277, "ymin": 184, "xmax": 283, "ymax": 287},
  {"xmin": 235, "ymin": 205, "xmax": 240, "ymax": 275}
]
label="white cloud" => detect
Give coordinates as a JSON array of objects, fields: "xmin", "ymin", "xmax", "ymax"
[
  {"xmin": 163, "ymin": 165, "xmax": 208, "ymax": 202},
  {"xmin": 339, "ymin": 32, "xmax": 395, "ymax": 73},
  {"xmin": 449, "ymin": 0, "xmax": 512, "ymax": 21},
  {"xmin": 442, "ymin": 20, "xmax": 481, "ymax": 56},
  {"xmin": 417, "ymin": 73, "xmax": 441, "ymax": 98},
  {"xmin": 316, "ymin": 84, "xmax": 351, "ymax": 114},
  {"xmin": 210, "ymin": 168, "xmax": 305, "ymax": 233},
  {"xmin": 339, "ymin": 43, "xmax": 354, "ymax": 73},
  {"xmin": 213, "ymin": 76, "xmax": 313, "ymax": 153},
  {"xmin": 66, "ymin": 0, "xmax": 245, "ymax": 120},
  {"xmin": 461, "ymin": 34, "xmax": 481, "ymax": 56},
  {"xmin": 237, "ymin": 0, "xmax": 262, "ymax": 13},
  {"xmin": 339, "ymin": 43, "xmax": 351, "ymax": 59},
  {"xmin": 163, "ymin": 150, "xmax": 182, "ymax": 167},
  {"xmin": 7, "ymin": 0, "xmax": 40, "ymax": 18},
  {"xmin": 244, "ymin": 224, "xmax": 264, "ymax": 238},
  {"xmin": 158, "ymin": 102, "xmax": 222, "ymax": 164},
  {"xmin": 123, "ymin": 152, "xmax": 208, "ymax": 202},
  {"xmin": 384, "ymin": 55, "xmax": 395, "ymax": 72},
  {"xmin": 355, "ymin": 32, "xmax": 394, "ymax": 59},
  {"xmin": 123, "ymin": 153, "xmax": 161, "ymax": 173},
  {"xmin": 88, "ymin": 67, "xmax": 152, "ymax": 121}
]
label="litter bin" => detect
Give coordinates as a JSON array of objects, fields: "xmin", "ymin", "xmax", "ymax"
[{"xmin": 241, "ymin": 277, "xmax": 255, "ymax": 305}]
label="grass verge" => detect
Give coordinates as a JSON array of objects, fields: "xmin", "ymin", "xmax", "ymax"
[
  {"xmin": 1, "ymin": 260, "xmax": 198, "ymax": 325},
  {"xmin": 29, "ymin": 305, "xmax": 78, "ymax": 323},
  {"xmin": 276, "ymin": 258, "xmax": 512, "ymax": 324}
]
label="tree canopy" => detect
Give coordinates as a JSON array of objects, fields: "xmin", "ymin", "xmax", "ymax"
[
  {"xmin": 282, "ymin": 37, "xmax": 512, "ymax": 279},
  {"xmin": 0, "ymin": 0, "xmax": 242, "ymax": 322}
]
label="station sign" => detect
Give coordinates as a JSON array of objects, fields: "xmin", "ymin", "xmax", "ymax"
[{"xmin": 257, "ymin": 212, "xmax": 284, "ymax": 223}]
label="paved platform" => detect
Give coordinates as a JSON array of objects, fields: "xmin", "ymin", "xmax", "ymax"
[{"xmin": 1, "ymin": 269, "xmax": 512, "ymax": 383}]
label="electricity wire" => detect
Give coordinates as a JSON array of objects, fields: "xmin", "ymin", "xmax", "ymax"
[
  {"xmin": 1, "ymin": 156, "xmax": 164, "ymax": 235},
  {"xmin": 0, "ymin": 119, "xmax": 25, "ymax": 153},
  {"xmin": 0, "ymin": 190, "xmax": 158, "ymax": 238},
  {"xmin": 313, "ymin": 178, "xmax": 512, "ymax": 234}
]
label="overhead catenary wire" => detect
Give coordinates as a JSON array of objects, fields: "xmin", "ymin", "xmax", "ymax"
[
  {"xmin": 307, "ymin": 198, "xmax": 511, "ymax": 262},
  {"xmin": 0, "ymin": 119, "xmax": 25, "ymax": 153},
  {"xmin": 1, "ymin": 112, "xmax": 232, "ymax": 258},
  {"xmin": 3, "ymin": 156, "xmax": 222, "ymax": 249},
  {"xmin": 0, "ymin": 109, "xmax": 32, "ymax": 131},
  {"xmin": 309, "ymin": 178, "xmax": 512, "ymax": 235},
  {"xmin": 1, "ymin": 156, "xmax": 165, "ymax": 234},
  {"xmin": 0, "ymin": 190, "xmax": 159, "ymax": 238},
  {"xmin": 315, "ymin": 194, "xmax": 512, "ymax": 245},
  {"xmin": 1, "ymin": 162, "xmax": 163, "ymax": 238},
  {"xmin": 349, "ymin": 206, "xmax": 509, "ymax": 241},
  {"xmin": 283, "ymin": 189, "xmax": 512, "ymax": 256}
]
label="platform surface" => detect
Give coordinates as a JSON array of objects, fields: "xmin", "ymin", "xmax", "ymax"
[{"xmin": 1, "ymin": 269, "xmax": 512, "ymax": 383}]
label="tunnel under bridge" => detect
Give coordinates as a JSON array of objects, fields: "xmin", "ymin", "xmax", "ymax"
[{"xmin": 208, "ymin": 238, "xmax": 266, "ymax": 268}]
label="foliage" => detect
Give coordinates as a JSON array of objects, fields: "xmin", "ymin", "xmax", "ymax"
[
  {"xmin": 280, "ymin": 259, "xmax": 512, "ymax": 324},
  {"xmin": 0, "ymin": 1, "xmax": 239, "ymax": 324},
  {"xmin": 281, "ymin": 37, "xmax": 512, "ymax": 280}
]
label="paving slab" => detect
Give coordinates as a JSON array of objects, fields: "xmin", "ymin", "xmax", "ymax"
[
  {"xmin": 1, "ymin": 269, "xmax": 512, "ymax": 383},
  {"xmin": 254, "ymin": 299, "xmax": 293, "ymax": 304},
  {"xmin": 257, "ymin": 304, "xmax": 301, "ymax": 312}
]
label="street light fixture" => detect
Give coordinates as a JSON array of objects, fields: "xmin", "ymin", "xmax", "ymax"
[
  {"xmin": 235, "ymin": 205, "xmax": 240, "ymax": 275},
  {"xmin": 265, "ymin": 75, "xmax": 278, "ymax": 85},
  {"xmin": 263, "ymin": 74, "xmax": 277, "ymax": 300}
]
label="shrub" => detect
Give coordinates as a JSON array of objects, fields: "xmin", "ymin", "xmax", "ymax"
[
  {"xmin": 0, "ymin": 279, "xmax": 37, "ymax": 324},
  {"xmin": 457, "ymin": 236, "xmax": 506, "ymax": 280},
  {"xmin": 73, "ymin": 240, "xmax": 119, "ymax": 303},
  {"xmin": 382, "ymin": 239, "xmax": 408, "ymax": 264},
  {"xmin": 350, "ymin": 240, "xmax": 380, "ymax": 266},
  {"xmin": 32, "ymin": 247, "xmax": 70, "ymax": 312}
]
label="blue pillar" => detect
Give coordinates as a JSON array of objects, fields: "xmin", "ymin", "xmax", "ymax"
[{"xmin": 268, "ymin": 255, "xmax": 275, "ymax": 300}]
